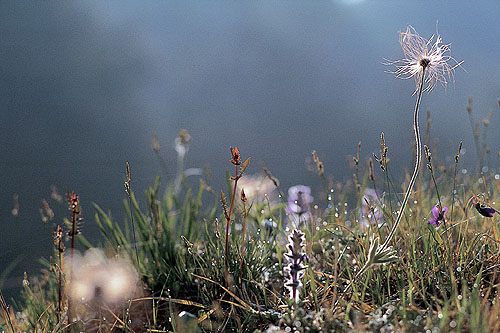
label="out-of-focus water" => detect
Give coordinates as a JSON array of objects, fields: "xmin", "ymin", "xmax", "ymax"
[{"xmin": 1, "ymin": 1, "xmax": 499, "ymax": 299}]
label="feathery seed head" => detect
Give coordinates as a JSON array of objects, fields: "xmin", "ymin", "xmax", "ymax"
[{"xmin": 386, "ymin": 25, "xmax": 463, "ymax": 94}]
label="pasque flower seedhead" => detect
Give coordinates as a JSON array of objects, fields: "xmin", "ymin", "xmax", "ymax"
[{"xmin": 386, "ymin": 25, "xmax": 463, "ymax": 94}]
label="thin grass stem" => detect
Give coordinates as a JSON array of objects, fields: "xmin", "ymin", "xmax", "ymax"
[
  {"xmin": 225, "ymin": 163, "xmax": 240, "ymax": 269},
  {"xmin": 124, "ymin": 162, "xmax": 140, "ymax": 266},
  {"xmin": 239, "ymin": 189, "xmax": 247, "ymax": 279},
  {"xmin": 451, "ymin": 141, "xmax": 462, "ymax": 223}
]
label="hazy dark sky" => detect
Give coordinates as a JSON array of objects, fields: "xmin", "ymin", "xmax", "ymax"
[{"xmin": 1, "ymin": 1, "xmax": 499, "ymax": 297}]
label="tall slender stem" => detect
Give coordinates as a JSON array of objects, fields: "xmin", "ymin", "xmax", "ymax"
[
  {"xmin": 450, "ymin": 141, "xmax": 462, "ymax": 223},
  {"xmin": 67, "ymin": 208, "xmax": 78, "ymax": 330},
  {"xmin": 124, "ymin": 163, "xmax": 139, "ymax": 266},
  {"xmin": 334, "ymin": 68, "xmax": 428, "ymax": 315},
  {"xmin": 381, "ymin": 67, "xmax": 426, "ymax": 250},
  {"xmin": 429, "ymin": 167, "xmax": 443, "ymax": 209},
  {"xmin": 228, "ymin": 165, "xmax": 239, "ymax": 224},
  {"xmin": 225, "ymin": 165, "xmax": 239, "ymax": 265},
  {"xmin": 57, "ymin": 241, "xmax": 63, "ymax": 323},
  {"xmin": 239, "ymin": 194, "xmax": 247, "ymax": 278},
  {"xmin": 0, "ymin": 290, "xmax": 15, "ymax": 333}
]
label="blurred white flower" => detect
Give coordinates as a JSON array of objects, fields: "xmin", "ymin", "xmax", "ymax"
[
  {"xmin": 286, "ymin": 185, "xmax": 313, "ymax": 215},
  {"xmin": 237, "ymin": 173, "xmax": 276, "ymax": 203},
  {"xmin": 386, "ymin": 25, "xmax": 463, "ymax": 94},
  {"xmin": 286, "ymin": 185, "xmax": 313, "ymax": 227},
  {"xmin": 174, "ymin": 129, "xmax": 192, "ymax": 157},
  {"xmin": 67, "ymin": 248, "xmax": 138, "ymax": 306}
]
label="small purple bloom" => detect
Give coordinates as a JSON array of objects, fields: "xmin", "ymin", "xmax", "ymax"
[
  {"xmin": 286, "ymin": 185, "xmax": 313, "ymax": 227},
  {"xmin": 286, "ymin": 185, "xmax": 313, "ymax": 215},
  {"xmin": 428, "ymin": 205, "xmax": 448, "ymax": 227},
  {"xmin": 359, "ymin": 188, "xmax": 383, "ymax": 227},
  {"xmin": 473, "ymin": 198, "xmax": 497, "ymax": 217}
]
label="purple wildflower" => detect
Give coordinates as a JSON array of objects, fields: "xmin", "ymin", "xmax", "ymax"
[
  {"xmin": 286, "ymin": 185, "xmax": 313, "ymax": 226},
  {"xmin": 472, "ymin": 198, "xmax": 497, "ymax": 217},
  {"xmin": 428, "ymin": 205, "xmax": 447, "ymax": 227},
  {"xmin": 359, "ymin": 188, "xmax": 383, "ymax": 227}
]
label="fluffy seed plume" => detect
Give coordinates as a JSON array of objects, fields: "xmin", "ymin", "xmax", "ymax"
[{"xmin": 385, "ymin": 25, "xmax": 463, "ymax": 94}]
